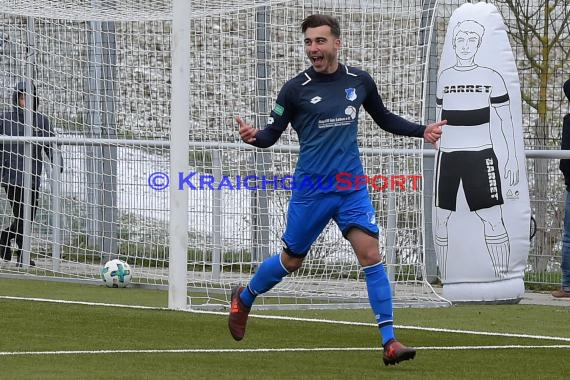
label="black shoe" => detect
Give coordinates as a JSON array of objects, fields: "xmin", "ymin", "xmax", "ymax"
[
  {"xmin": 0, "ymin": 245, "xmax": 12, "ymax": 261},
  {"xmin": 0, "ymin": 229, "xmax": 12, "ymax": 261}
]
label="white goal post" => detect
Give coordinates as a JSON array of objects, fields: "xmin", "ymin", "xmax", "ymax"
[{"xmin": 0, "ymin": 0, "xmax": 450, "ymax": 309}]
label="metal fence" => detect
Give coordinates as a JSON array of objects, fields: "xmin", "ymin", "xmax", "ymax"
[{"xmin": 0, "ymin": 0, "xmax": 568, "ymax": 290}]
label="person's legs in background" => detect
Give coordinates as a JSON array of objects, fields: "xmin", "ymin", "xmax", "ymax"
[
  {"xmin": 552, "ymin": 190, "xmax": 570, "ymax": 297},
  {"xmin": 4, "ymin": 185, "xmax": 38, "ymax": 266}
]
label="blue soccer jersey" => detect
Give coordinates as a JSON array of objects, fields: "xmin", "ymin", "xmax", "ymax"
[{"xmin": 252, "ymin": 64, "xmax": 425, "ymax": 196}]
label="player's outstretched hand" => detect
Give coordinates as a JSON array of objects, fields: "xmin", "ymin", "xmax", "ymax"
[
  {"xmin": 424, "ymin": 120, "xmax": 446, "ymax": 144},
  {"xmin": 236, "ymin": 116, "xmax": 258, "ymax": 144}
]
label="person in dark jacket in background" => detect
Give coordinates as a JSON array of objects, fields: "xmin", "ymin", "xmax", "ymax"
[
  {"xmin": 0, "ymin": 81, "xmax": 57, "ymax": 266},
  {"xmin": 554, "ymin": 78, "xmax": 570, "ymax": 298}
]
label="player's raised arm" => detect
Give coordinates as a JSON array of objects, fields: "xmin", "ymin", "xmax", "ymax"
[{"xmin": 235, "ymin": 113, "xmax": 287, "ymax": 148}]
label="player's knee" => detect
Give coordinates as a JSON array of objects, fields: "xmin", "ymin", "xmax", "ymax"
[
  {"xmin": 358, "ymin": 251, "xmax": 381, "ymax": 267},
  {"xmin": 281, "ymin": 250, "xmax": 304, "ymax": 272}
]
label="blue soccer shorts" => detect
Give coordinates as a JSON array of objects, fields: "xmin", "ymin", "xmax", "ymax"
[{"xmin": 281, "ymin": 189, "xmax": 379, "ymax": 257}]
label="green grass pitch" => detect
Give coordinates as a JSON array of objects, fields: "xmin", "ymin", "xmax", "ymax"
[{"xmin": 0, "ymin": 278, "xmax": 568, "ymax": 379}]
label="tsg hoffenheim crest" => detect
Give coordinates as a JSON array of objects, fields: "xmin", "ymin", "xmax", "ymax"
[{"xmin": 345, "ymin": 88, "xmax": 357, "ymax": 101}]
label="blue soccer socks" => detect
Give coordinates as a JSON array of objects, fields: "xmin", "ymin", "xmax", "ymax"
[
  {"xmin": 240, "ymin": 253, "xmax": 290, "ymax": 308},
  {"xmin": 363, "ymin": 262, "xmax": 395, "ymax": 345}
]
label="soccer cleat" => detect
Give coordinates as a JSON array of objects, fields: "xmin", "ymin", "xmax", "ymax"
[
  {"xmin": 382, "ymin": 339, "xmax": 416, "ymax": 365},
  {"xmin": 228, "ymin": 286, "xmax": 251, "ymax": 341}
]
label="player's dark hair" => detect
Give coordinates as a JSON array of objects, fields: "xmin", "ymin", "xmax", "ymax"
[{"xmin": 301, "ymin": 14, "xmax": 340, "ymax": 37}]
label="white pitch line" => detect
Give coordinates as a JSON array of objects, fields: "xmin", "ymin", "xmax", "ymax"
[
  {"xmin": 0, "ymin": 295, "xmax": 164, "ymax": 310},
  {"xmin": 0, "ymin": 345, "xmax": 569, "ymax": 357},
  {"xmin": 2, "ymin": 295, "xmax": 570, "ymax": 343},
  {"xmin": 189, "ymin": 309, "xmax": 570, "ymax": 342}
]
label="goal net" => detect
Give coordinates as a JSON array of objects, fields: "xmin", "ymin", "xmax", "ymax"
[{"xmin": 0, "ymin": 0, "xmax": 450, "ymax": 309}]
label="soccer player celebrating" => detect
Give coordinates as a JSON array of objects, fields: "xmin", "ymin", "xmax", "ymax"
[{"xmin": 230, "ymin": 14, "xmax": 445, "ymax": 366}]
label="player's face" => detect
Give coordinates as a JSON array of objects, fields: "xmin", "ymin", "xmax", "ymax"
[
  {"xmin": 453, "ymin": 31, "xmax": 480, "ymax": 60},
  {"xmin": 303, "ymin": 25, "xmax": 341, "ymax": 74}
]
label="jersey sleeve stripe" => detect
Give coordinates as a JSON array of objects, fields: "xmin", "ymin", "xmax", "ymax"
[
  {"xmin": 490, "ymin": 93, "xmax": 509, "ymax": 104},
  {"xmin": 441, "ymin": 107, "xmax": 490, "ymax": 126}
]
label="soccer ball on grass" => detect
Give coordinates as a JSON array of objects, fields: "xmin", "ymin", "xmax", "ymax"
[{"xmin": 101, "ymin": 259, "xmax": 132, "ymax": 288}]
